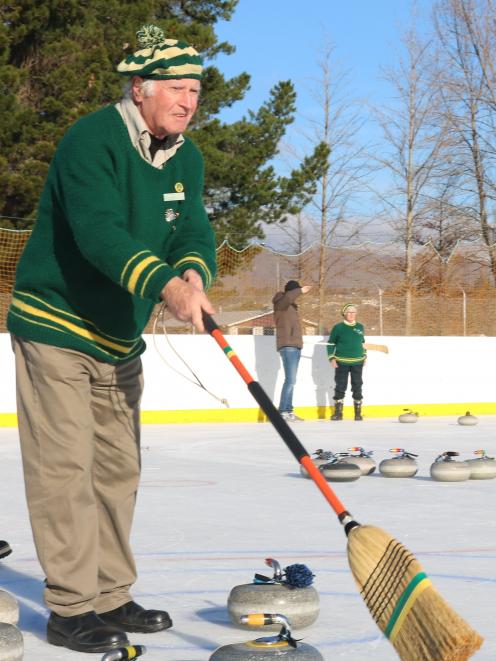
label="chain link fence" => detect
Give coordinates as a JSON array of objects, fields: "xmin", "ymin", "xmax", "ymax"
[{"xmin": 1, "ymin": 227, "xmax": 494, "ymax": 336}]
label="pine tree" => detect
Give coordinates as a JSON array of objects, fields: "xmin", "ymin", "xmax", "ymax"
[{"xmin": 0, "ymin": 1, "xmax": 327, "ymax": 245}]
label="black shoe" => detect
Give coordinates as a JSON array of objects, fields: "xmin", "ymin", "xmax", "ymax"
[
  {"xmin": 354, "ymin": 400, "xmax": 363, "ymax": 421},
  {"xmin": 47, "ymin": 611, "xmax": 128, "ymax": 653},
  {"xmin": 99, "ymin": 600, "xmax": 172, "ymax": 633},
  {"xmin": 0, "ymin": 540, "xmax": 12, "ymax": 559}
]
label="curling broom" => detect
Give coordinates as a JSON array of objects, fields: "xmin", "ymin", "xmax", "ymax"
[
  {"xmin": 314, "ymin": 341, "xmax": 389, "ymax": 353},
  {"xmin": 203, "ymin": 312, "xmax": 483, "ymax": 661}
]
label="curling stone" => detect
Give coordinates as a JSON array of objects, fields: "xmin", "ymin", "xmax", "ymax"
[
  {"xmin": 210, "ymin": 613, "xmax": 324, "ymax": 660},
  {"xmin": 466, "ymin": 450, "xmax": 496, "ymax": 480},
  {"xmin": 0, "ymin": 591, "xmax": 19, "ymax": 626},
  {"xmin": 320, "ymin": 459, "xmax": 361, "ymax": 482},
  {"xmin": 430, "ymin": 451, "xmax": 471, "ymax": 482},
  {"xmin": 300, "ymin": 450, "xmax": 335, "ymax": 478},
  {"xmin": 379, "ymin": 448, "xmax": 418, "ymax": 477},
  {"xmin": 457, "ymin": 411, "xmax": 478, "ymax": 426},
  {"xmin": 227, "ymin": 558, "xmax": 319, "ymax": 630},
  {"xmin": 344, "ymin": 447, "xmax": 376, "ymax": 475},
  {"xmin": 0, "ymin": 623, "xmax": 23, "ymax": 661},
  {"xmin": 398, "ymin": 409, "xmax": 418, "ymax": 423}
]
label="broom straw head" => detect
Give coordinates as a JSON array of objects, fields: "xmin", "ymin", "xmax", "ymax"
[{"xmin": 347, "ymin": 525, "xmax": 483, "ymax": 661}]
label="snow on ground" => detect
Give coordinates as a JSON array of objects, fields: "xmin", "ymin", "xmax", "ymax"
[{"xmin": 1, "ymin": 416, "xmax": 495, "ymax": 660}]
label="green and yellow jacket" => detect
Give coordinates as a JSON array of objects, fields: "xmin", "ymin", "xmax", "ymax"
[
  {"xmin": 326, "ymin": 321, "xmax": 366, "ymax": 365},
  {"xmin": 8, "ymin": 105, "xmax": 216, "ymax": 363}
]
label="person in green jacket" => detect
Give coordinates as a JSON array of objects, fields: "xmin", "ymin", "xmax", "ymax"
[
  {"xmin": 8, "ymin": 25, "xmax": 216, "ymax": 654},
  {"xmin": 327, "ymin": 304, "xmax": 366, "ymax": 421}
]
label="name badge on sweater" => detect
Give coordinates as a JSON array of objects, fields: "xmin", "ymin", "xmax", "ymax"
[{"xmin": 163, "ymin": 192, "xmax": 185, "ymax": 201}]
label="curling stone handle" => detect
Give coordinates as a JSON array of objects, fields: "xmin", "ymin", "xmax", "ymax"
[
  {"xmin": 240, "ymin": 613, "xmax": 290, "ymax": 628},
  {"xmin": 264, "ymin": 557, "xmax": 282, "ymax": 579},
  {"xmin": 101, "ymin": 645, "xmax": 147, "ymax": 661}
]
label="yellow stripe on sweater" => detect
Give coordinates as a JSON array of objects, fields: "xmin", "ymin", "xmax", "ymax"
[
  {"xmin": 127, "ymin": 256, "xmax": 162, "ymax": 294},
  {"xmin": 173, "ymin": 255, "xmax": 212, "ymax": 288},
  {"xmin": 11, "ymin": 298, "xmax": 134, "ymax": 354},
  {"xmin": 120, "ymin": 250, "xmax": 150, "ymax": 287},
  {"xmin": 139, "ymin": 262, "xmax": 169, "ymax": 298},
  {"xmin": 14, "ymin": 291, "xmax": 140, "ymax": 343}
]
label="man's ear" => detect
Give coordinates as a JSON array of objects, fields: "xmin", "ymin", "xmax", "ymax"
[{"xmin": 131, "ymin": 76, "xmax": 145, "ymax": 103}]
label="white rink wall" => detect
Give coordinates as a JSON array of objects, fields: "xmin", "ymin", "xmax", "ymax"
[{"xmin": 1, "ymin": 333, "xmax": 496, "ymax": 416}]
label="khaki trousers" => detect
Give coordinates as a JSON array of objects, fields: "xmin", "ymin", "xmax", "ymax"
[{"xmin": 12, "ymin": 336, "xmax": 143, "ymax": 616}]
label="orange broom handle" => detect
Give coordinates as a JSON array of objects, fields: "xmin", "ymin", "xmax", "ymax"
[{"xmin": 203, "ymin": 312, "xmax": 349, "ymax": 521}]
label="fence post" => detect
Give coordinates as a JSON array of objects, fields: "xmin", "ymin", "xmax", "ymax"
[
  {"xmin": 378, "ymin": 288, "xmax": 384, "ymax": 336},
  {"xmin": 460, "ymin": 288, "xmax": 467, "ymax": 336}
]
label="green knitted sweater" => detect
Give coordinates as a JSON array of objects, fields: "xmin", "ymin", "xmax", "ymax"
[
  {"xmin": 8, "ymin": 105, "xmax": 216, "ymax": 363},
  {"xmin": 326, "ymin": 321, "xmax": 366, "ymax": 364}
]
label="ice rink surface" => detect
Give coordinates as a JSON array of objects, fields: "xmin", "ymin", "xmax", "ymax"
[{"xmin": 1, "ymin": 416, "xmax": 495, "ymax": 660}]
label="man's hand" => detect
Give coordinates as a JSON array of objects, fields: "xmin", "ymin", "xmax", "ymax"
[
  {"xmin": 301, "ymin": 285, "xmax": 312, "ymax": 294},
  {"xmin": 161, "ymin": 274, "xmax": 215, "ymax": 333},
  {"xmin": 182, "ymin": 268, "xmax": 204, "ymax": 292},
  {"xmin": 331, "ymin": 358, "xmax": 338, "ymax": 369}
]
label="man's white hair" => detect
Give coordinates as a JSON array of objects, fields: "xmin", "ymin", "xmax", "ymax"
[{"xmin": 123, "ymin": 78, "xmax": 156, "ymax": 99}]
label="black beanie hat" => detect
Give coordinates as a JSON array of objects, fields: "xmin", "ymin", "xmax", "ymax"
[{"xmin": 285, "ymin": 280, "xmax": 301, "ymax": 292}]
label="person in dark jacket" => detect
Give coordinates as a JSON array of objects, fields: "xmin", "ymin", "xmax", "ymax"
[{"xmin": 272, "ymin": 280, "xmax": 311, "ymax": 421}]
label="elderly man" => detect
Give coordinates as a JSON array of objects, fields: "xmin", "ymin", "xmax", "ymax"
[
  {"xmin": 327, "ymin": 304, "xmax": 366, "ymax": 421},
  {"xmin": 8, "ymin": 25, "xmax": 216, "ymax": 653}
]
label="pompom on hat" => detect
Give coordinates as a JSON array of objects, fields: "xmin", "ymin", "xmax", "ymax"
[
  {"xmin": 341, "ymin": 303, "xmax": 357, "ymax": 316},
  {"xmin": 117, "ymin": 24, "xmax": 203, "ymax": 80}
]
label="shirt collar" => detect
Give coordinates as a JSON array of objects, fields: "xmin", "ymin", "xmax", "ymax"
[{"xmin": 115, "ymin": 97, "xmax": 184, "ymax": 167}]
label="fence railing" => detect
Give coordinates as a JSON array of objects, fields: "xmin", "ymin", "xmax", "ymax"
[{"xmin": 1, "ymin": 228, "xmax": 495, "ymax": 336}]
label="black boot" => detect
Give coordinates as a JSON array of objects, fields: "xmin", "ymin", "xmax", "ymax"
[
  {"xmin": 354, "ymin": 400, "xmax": 363, "ymax": 421},
  {"xmin": 98, "ymin": 600, "xmax": 172, "ymax": 633},
  {"xmin": 47, "ymin": 611, "xmax": 128, "ymax": 653},
  {"xmin": 331, "ymin": 400, "xmax": 343, "ymax": 421}
]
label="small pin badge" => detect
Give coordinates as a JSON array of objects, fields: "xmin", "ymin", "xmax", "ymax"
[
  {"xmin": 164, "ymin": 209, "xmax": 178, "ymax": 223},
  {"xmin": 175, "ymin": 182, "xmax": 184, "ymax": 193}
]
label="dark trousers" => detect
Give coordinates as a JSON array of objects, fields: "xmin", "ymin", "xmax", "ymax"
[{"xmin": 333, "ymin": 362, "xmax": 363, "ymax": 401}]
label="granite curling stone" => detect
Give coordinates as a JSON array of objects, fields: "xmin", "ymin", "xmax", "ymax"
[
  {"xmin": 466, "ymin": 450, "xmax": 496, "ymax": 480},
  {"xmin": 430, "ymin": 451, "xmax": 471, "ymax": 482},
  {"xmin": 0, "ymin": 592, "xmax": 19, "ymax": 626},
  {"xmin": 457, "ymin": 411, "xmax": 478, "ymax": 426},
  {"xmin": 320, "ymin": 458, "xmax": 361, "ymax": 482},
  {"xmin": 210, "ymin": 613, "xmax": 324, "ymax": 660},
  {"xmin": 300, "ymin": 449, "xmax": 335, "ymax": 478},
  {"xmin": 0, "ymin": 623, "xmax": 23, "ymax": 661},
  {"xmin": 398, "ymin": 409, "xmax": 419, "ymax": 423},
  {"xmin": 227, "ymin": 558, "xmax": 319, "ymax": 630},
  {"xmin": 379, "ymin": 448, "xmax": 418, "ymax": 477},
  {"xmin": 344, "ymin": 447, "xmax": 376, "ymax": 475}
]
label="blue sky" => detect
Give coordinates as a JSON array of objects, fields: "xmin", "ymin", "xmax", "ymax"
[
  {"xmin": 214, "ymin": 0, "xmax": 433, "ymax": 124},
  {"xmin": 211, "ymin": 0, "xmax": 434, "ymax": 239}
]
